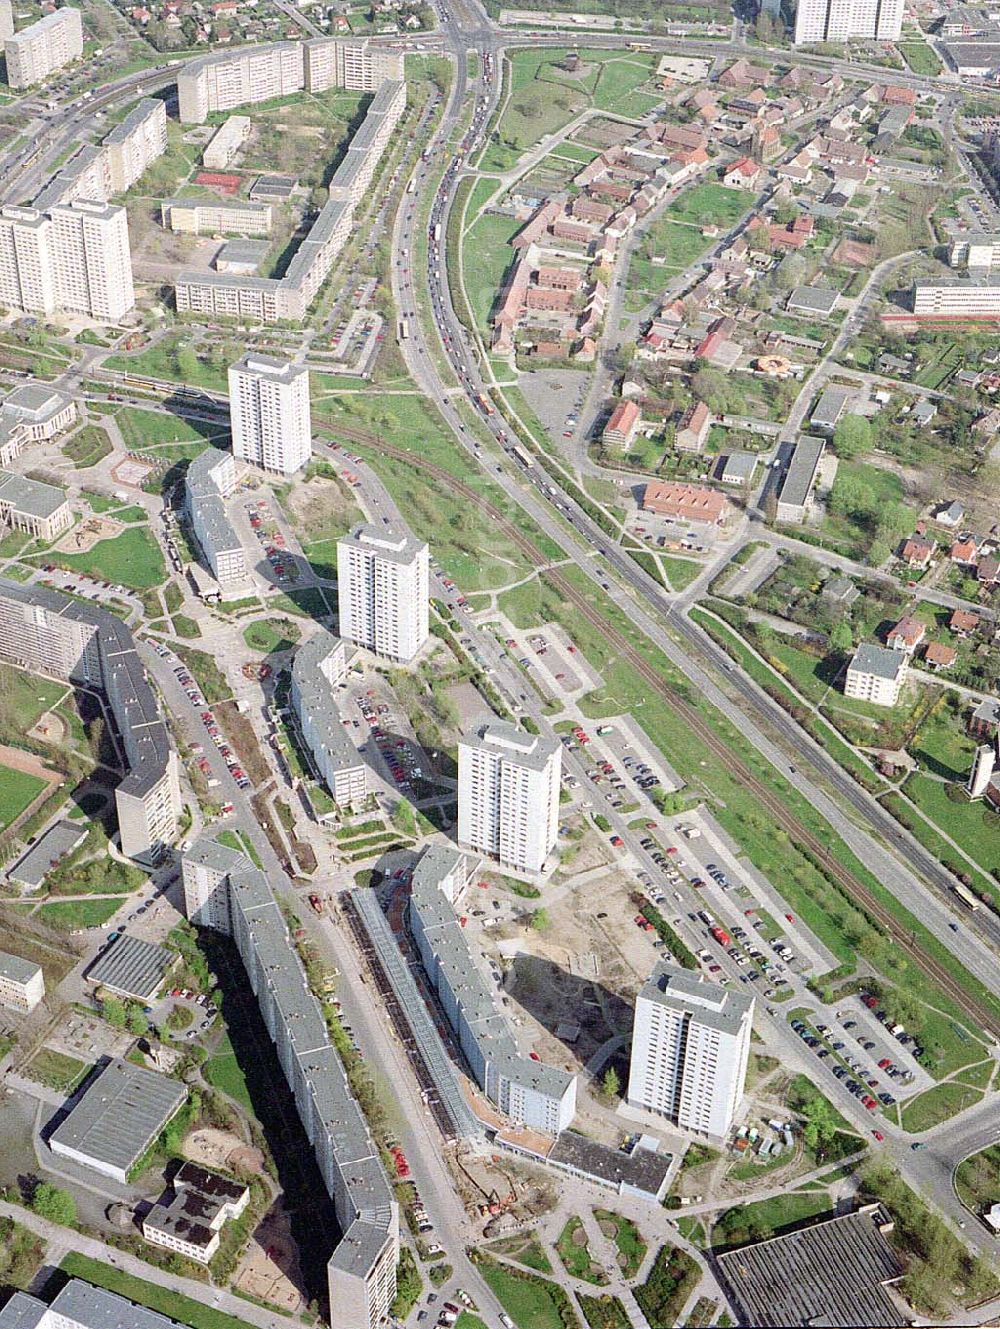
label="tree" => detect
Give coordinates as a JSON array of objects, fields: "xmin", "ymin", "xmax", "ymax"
[
  {"xmin": 127, "ymin": 1006, "xmax": 149, "ymax": 1037},
  {"xmin": 832, "ymin": 414, "xmax": 873, "ymax": 460},
  {"xmin": 31, "ymin": 1183, "xmax": 76, "ymax": 1227},
  {"xmin": 602, "ymin": 1066, "xmax": 621, "ymax": 1099},
  {"xmin": 530, "ymin": 907, "xmax": 550, "ymax": 933},
  {"xmin": 830, "ymin": 621, "xmax": 854, "ymax": 652},
  {"xmin": 102, "ymin": 995, "xmax": 127, "ymax": 1028}
]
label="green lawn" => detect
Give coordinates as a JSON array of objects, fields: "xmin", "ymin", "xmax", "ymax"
[
  {"xmin": 0, "ymin": 766, "xmax": 47, "ymax": 830},
  {"xmin": 713, "ymin": 1193, "xmax": 833, "ymax": 1246},
  {"xmin": 463, "ymin": 210, "xmax": 523, "ymax": 334},
  {"xmin": 115, "ymin": 407, "xmax": 224, "ymax": 451},
  {"xmin": 61, "ymin": 1253, "xmax": 254, "ymax": 1329},
  {"xmin": 0, "ymin": 662, "xmax": 66, "ymax": 729},
  {"xmin": 555, "ymin": 1216, "xmax": 607, "ymax": 1285},
  {"xmin": 478, "ymin": 1258, "xmax": 579, "ymax": 1329},
  {"xmin": 456, "ymin": 1316, "xmax": 488, "ymax": 1329},
  {"xmin": 661, "ymin": 556, "xmax": 703, "ymax": 592},
  {"xmin": 242, "ymin": 619, "xmax": 301, "ymax": 654},
  {"xmin": 36, "ymin": 897, "xmax": 122, "ymax": 929},
  {"xmin": 62, "ymin": 425, "xmax": 113, "ymax": 468},
  {"xmin": 104, "ymin": 337, "xmax": 230, "ymax": 393},
  {"xmin": 904, "ymin": 774, "xmax": 1000, "ymax": 883},
  {"xmin": 900, "ymin": 1080, "xmax": 984, "ymax": 1133},
  {"xmin": 899, "ymin": 41, "xmax": 942, "ymax": 74},
  {"xmin": 23, "ymin": 1047, "xmax": 90, "ymax": 1092},
  {"xmin": 593, "ymin": 1209, "xmax": 646, "ymax": 1279},
  {"xmin": 666, "ymin": 182, "xmax": 751, "ymax": 229},
  {"xmin": 955, "ymin": 1143, "xmax": 1000, "ymax": 1214},
  {"xmin": 204, "ymin": 1034, "xmax": 254, "ymax": 1114},
  {"xmin": 44, "ymin": 526, "xmax": 165, "ymax": 590}
]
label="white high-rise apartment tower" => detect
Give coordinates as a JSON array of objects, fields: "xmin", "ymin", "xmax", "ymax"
[
  {"xmin": 5, "ymin": 6, "xmax": 83, "ymax": 88},
  {"xmin": 228, "ymin": 354, "xmax": 311, "ymax": 475},
  {"xmin": 458, "ymin": 720, "xmax": 560, "ymax": 875},
  {"xmin": 336, "ymin": 522, "xmax": 429, "ymax": 662},
  {"xmin": 0, "ymin": 200, "xmax": 134, "ymax": 321},
  {"xmin": 794, "ymin": 0, "xmax": 902, "ymax": 42},
  {"xmin": 629, "ymin": 962, "xmax": 753, "ymax": 1139}
]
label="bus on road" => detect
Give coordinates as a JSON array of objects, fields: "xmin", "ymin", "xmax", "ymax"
[{"xmin": 951, "ymin": 882, "xmax": 980, "ymax": 910}]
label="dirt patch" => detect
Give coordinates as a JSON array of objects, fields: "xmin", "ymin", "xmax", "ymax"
[
  {"xmin": 283, "ymin": 474, "xmax": 360, "ymax": 545},
  {"xmin": 216, "ymin": 700, "xmax": 271, "ymax": 787},
  {"xmin": 27, "ymin": 710, "xmax": 67, "ymax": 747},
  {"xmin": 110, "ymin": 456, "xmax": 155, "ymax": 488},
  {"xmin": 184, "ymin": 1126, "xmax": 267, "ymax": 1176},
  {"xmin": 0, "ymin": 744, "xmax": 61, "ymax": 784},
  {"xmin": 56, "ymin": 515, "xmax": 123, "ymax": 555},
  {"xmin": 233, "ymin": 1203, "xmax": 304, "ymax": 1314}
]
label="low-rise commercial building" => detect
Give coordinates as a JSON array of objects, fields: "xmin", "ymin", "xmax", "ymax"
[
  {"xmin": 85, "ymin": 933, "xmax": 176, "ymax": 1002},
  {"xmin": 914, "ymin": 277, "xmax": 1000, "ymax": 317},
  {"xmin": 0, "ymin": 470, "xmax": 72, "ymax": 541},
  {"xmin": 203, "ymin": 115, "xmax": 252, "ymax": 170},
  {"xmin": 0, "ymin": 950, "xmax": 44, "ymax": 1012},
  {"xmin": 142, "ymin": 1162, "xmax": 250, "ymax": 1264},
  {"xmin": 408, "ymin": 844, "xmax": 577, "ymax": 1134},
  {"xmin": 0, "ymin": 580, "xmax": 181, "ymax": 862},
  {"xmin": 184, "ymin": 448, "xmax": 247, "ymax": 597},
  {"xmin": 775, "ymin": 435, "xmax": 825, "ymax": 524},
  {"xmin": 845, "ymin": 642, "xmax": 908, "ymax": 707},
  {"xmin": 48, "ymin": 1058, "xmax": 188, "ymax": 1183},
  {"xmin": 181, "ymin": 835, "xmax": 398, "ymax": 1329},
  {"xmin": 717, "ymin": 1204, "xmax": 907, "ymax": 1328},
  {"xmin": 162, "ymin": 198, "xmax": 272, "ymax": 237},
  {"xmin": 290, "ymin": 630, "xmax": 367, "ymax": 806},
  {"xmin": 641, "ymin": 480, "xmax": 729, "ymax": 525}
]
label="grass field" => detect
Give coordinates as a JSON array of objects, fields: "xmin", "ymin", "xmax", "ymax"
[
  {"xmin": 204, "ymin": 1034, "xmax": 254, "ymax": 1114},
  {"xmin": 899, "ymin": 41, "xmax": 942, "ymax": 74},
  {"xmin": 23, "ymin": 1047, "xmax": 90, "ymax": 1092},
  {"xmin": 900, "ymin": 1080, "xmax": 984, "ymax": 1133},
  {"xmin": 0, "ymin": 662, "xmax": 66, "ymax": 730},
  {"xmin": 593, "ymin": 1209, "xmax": 646, "ymax": 1279},
  {"xmin": 484, "ymin": 48, "xmax": 659, "ymax": 162},
  {"xmin": 478, "ymin": 1259, "xmax": 578, "ymax": 1329},
  {"xmin": 0, "ymin": 766, "xmax": 47, "ymax": 831},
  {"xmin": 666, "ymin": 182, "xmax": 751, "ymax": 229},
  {"xmin": 36, "ymin": 897, "xmax": 122, "ymax": 929},
  {"xmin": 46, "ymin": 526, "xmax": 165, "ymax": 590},
  {"xmin": 62, "ymin": 425, "xmax": 113, "ymax": 469},
  {"xmin": 115, "ymin": 407, "xmax": 225, "ymax": 452},
  {"xmin": 61, "ymin": 1254, "xmax": 252, "ymax": 1329},
  {"xmin": 713, "ymin": 1192, "xmax": 833, "ymax": 1245},
  {"xmin": 242, "ymin": 619, "xmax": 300, "ymax": 654},
  {"xmin": 955, "ymin": 1143, "xmax": 1000, "ymax": 1214},
  {"xmin": 903, "ymin": 774, "xmax": 1000, "ymax": 883},
  {"xmin": 104, "ymin": 338, "xmax": 230, "ymax": 393},
  {"xmin": 463, "ymin": 210, "xmax": 523, "ymax": 333}
]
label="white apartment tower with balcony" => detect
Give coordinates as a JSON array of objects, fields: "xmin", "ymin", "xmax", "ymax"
[
  {"xmin": 458, "ymin": 720, "xmax": 561, "ymax": 875},
  {"xmin": 228, "ymin": 354, "xmax": 311, "ymax": 475},
  {"xmin": 336, "ymin": 522, "xmax": 429, "ymax": 662},
  {"xmin": 794, "ymin": 0, "xmax": 903, "ymax": 42},
  {"xmin": 628, "ymin": 962, "xmax": 754, "ymax": 1140},
  {"xmin": 0, "ymin": 200, "xmax": 134, "ymax": 322}
]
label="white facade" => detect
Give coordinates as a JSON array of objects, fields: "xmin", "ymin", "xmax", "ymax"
[
  {"xmin": 628, "ymin": 963, "xmax": 753, "ymax": 1140},
  {"xmin": 794, "ymin": 0, "xmax": 902, "ymax": 42},
  {"xmin": 914, "ymin": 279, "xmax": 1000, "ymax": 317},
  {"xmin": 228, "ymin": 354, "xmax": 311, "ymax": 475},
  {"xmin": 5, "ymin": 6, "xmax": 82, "ymax": 88},
  {"xmin": 337, "ymin": 522, "xmax": 429, "ymax": 662},
  {"xmin": 203, "ymin": 115, "xmax": 252, "ymax": 170},
  {"xmin": 458, "ymin": 720, "xmax": 560, "ymax": 875},
  {"xmin": 844, "ymin": 643, "xmax": 907, "ymax": 707},
  {"xmin": 0, "ymin": 200, "xmax": 134, "ymax": 322},
  {"xmin": 0, "ymin": 951, "xmax": 44, "ymax": 1012},
  {"xmin": 290, "ymin": 631, "xmax": 368, "ymax": 806},
  {"xmin": 162, "ymin": 198, "xmax": 272, "ymax": 236}
]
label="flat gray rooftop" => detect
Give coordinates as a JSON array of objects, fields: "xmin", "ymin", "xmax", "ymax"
[
  {"xmin": 0, "ymin": 471, "xmax": 68, "ymax": 519},
  {"xmin": 48, "ymin": 1058, "xmax": 187, "ymax": 1175},
  {"xmin": 716, "ymin": 1204, "xmax": 907, "ymax": 1327},
  {"xmin": 777, "ymin": 435, "xmax": 825, "ymax": 510},
  {"xmin": 640, "ymin": 960, "xmax": 753, "ymax": 1037},
  {"xmin": 7, "ymin": 819, "xmax": 87, "ymax": 889},
  {"xmin": 85, "ymin": 933, "xmax": 176, "ymax": 1000},
  {"xmin": 0, "ymin": 949, "xmax": 41, "ymax": 986},
  {"xmin": 850, "ymin": 642, "xmax": 906, "ymax": 682}
]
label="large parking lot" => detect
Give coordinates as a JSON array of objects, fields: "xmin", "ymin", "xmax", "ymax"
[{"xmin": 153, "ymin": 641, "xmax": 252, "ymax": 791}]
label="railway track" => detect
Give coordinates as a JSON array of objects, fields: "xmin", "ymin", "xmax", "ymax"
[{"xmin": 316, "ymin": 414, "xmax": 1000, "ymax": 1041}]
